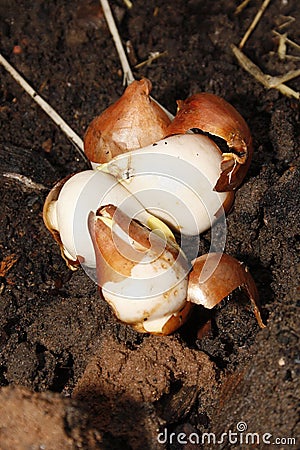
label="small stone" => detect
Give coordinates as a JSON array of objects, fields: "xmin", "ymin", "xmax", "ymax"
[{"xmin": 278, "ymin": 357, "xmax": 285, "ymax": 367}]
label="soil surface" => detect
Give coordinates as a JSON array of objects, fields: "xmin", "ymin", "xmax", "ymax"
[{"xmin": 0, "ymin": 1, "xmax": 299, "ymax": 449}]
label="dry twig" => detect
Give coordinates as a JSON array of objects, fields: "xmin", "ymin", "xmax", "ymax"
[{"xmin": 233, "ymin": 1, "xmax": 299, "ymax": 99}]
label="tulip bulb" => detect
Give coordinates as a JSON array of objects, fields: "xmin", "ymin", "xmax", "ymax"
[
  {"xmin": 98, "ymin": 134, "xmax": 234, "ymax": 236},
  {"xmin": 43, "ymin": 170, "xmax": 175, "ymax": 269},
  {"xmin": 84, "ymin": 78, "xmax": 171, "ymax": 166},
  {"xmin": 88, "ymin": 205, "xmax": 192, "ymax": 334},
  {"xmin": 43, "ymin": 78, "xmax": 264, "ymax": 336}
]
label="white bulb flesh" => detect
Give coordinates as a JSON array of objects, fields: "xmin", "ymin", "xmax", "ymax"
[
  {"xmin": 102, "ymin": 269, "xmax": 188, "ymax": 333},
  {"xmin": 99, "ymin": 134, "xmax": 229, "ymax": 235}
]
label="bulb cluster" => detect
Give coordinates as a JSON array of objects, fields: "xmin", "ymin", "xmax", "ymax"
[{"xmin": 43, "ymin": 78, "xmax": 265, "ymax": 334}]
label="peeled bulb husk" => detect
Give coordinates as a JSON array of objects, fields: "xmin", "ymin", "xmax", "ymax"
[
  {"xmin": 166, "ymin": 93, "xmax": 253, "ymax": 191},
  {"xmin": 84, "ymin": 78, "xmax": 171, "ymax": 166},
  {"xmin": 188, "ymin": 253, "xmax": 266, "ymax": 328},
  {"xmin": 88, "ymin": 205, "xmax": 192, "ymax": 334},
  {"xmin": 98, "ymin": 134, "xmax": 234, "ymax": 236},
  {"xmin": 43, "ymin": 170, "xmax": 175, "ymax": 270}
]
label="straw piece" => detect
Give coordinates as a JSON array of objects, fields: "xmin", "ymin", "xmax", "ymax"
[
  {"xmin": 123, "ymin": 0, "xmax": 133, "ymax": 9},
  {"xmin": 235, "ymin": 0, "xmax": 251, "ymax": 16},
  {"xmin": 272, "ymin": 30, "xmax": 300, "ymax": 52},
  {"xmin": 267, "ymin": 69, "xmax": 300, "ymax": 88},
  {"xmin": 99, "ymin": 0, "xmax": 135, "ymax": 85},
  {"xmin": 276, "ymin": 15, "xmax": 295, "ymax": 31},
  {"xmin": 239, "ymin": 0, "xmax": 272, "ymax": 49},
  {"xmin": 134, "ymin": 51, "xmax": 168, "ymax": 69},
  {"xmin": 231, "ymin": 44, "xmax": 300, "ymax": 100},
  {"xmin": 2, "ymin": 172, "xmax": 47, "ymax": 191},
  {"xmin": 99, "ymin": 0, "xmax": 174, "ymax": 119}
]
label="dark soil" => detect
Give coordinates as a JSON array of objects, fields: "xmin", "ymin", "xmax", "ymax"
[{"xmin": 0, "ymin": 1, "xmax": 299, "ymax": 449}]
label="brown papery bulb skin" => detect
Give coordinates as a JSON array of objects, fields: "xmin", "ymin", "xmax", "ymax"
[
  {"xmin": 43, "ymin": 174, "xmax": 80, "ymax": 271},
  {"xmin": 187, "ymin": 253, "xmax": 266, "ymax": 328},
  {"xmin": 84, "ymin": 78, "xmax": 171, "ymax": 164},
  {"xmin": 165, "ymin": 93, "xmax": 253, "ymax": 192}
]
